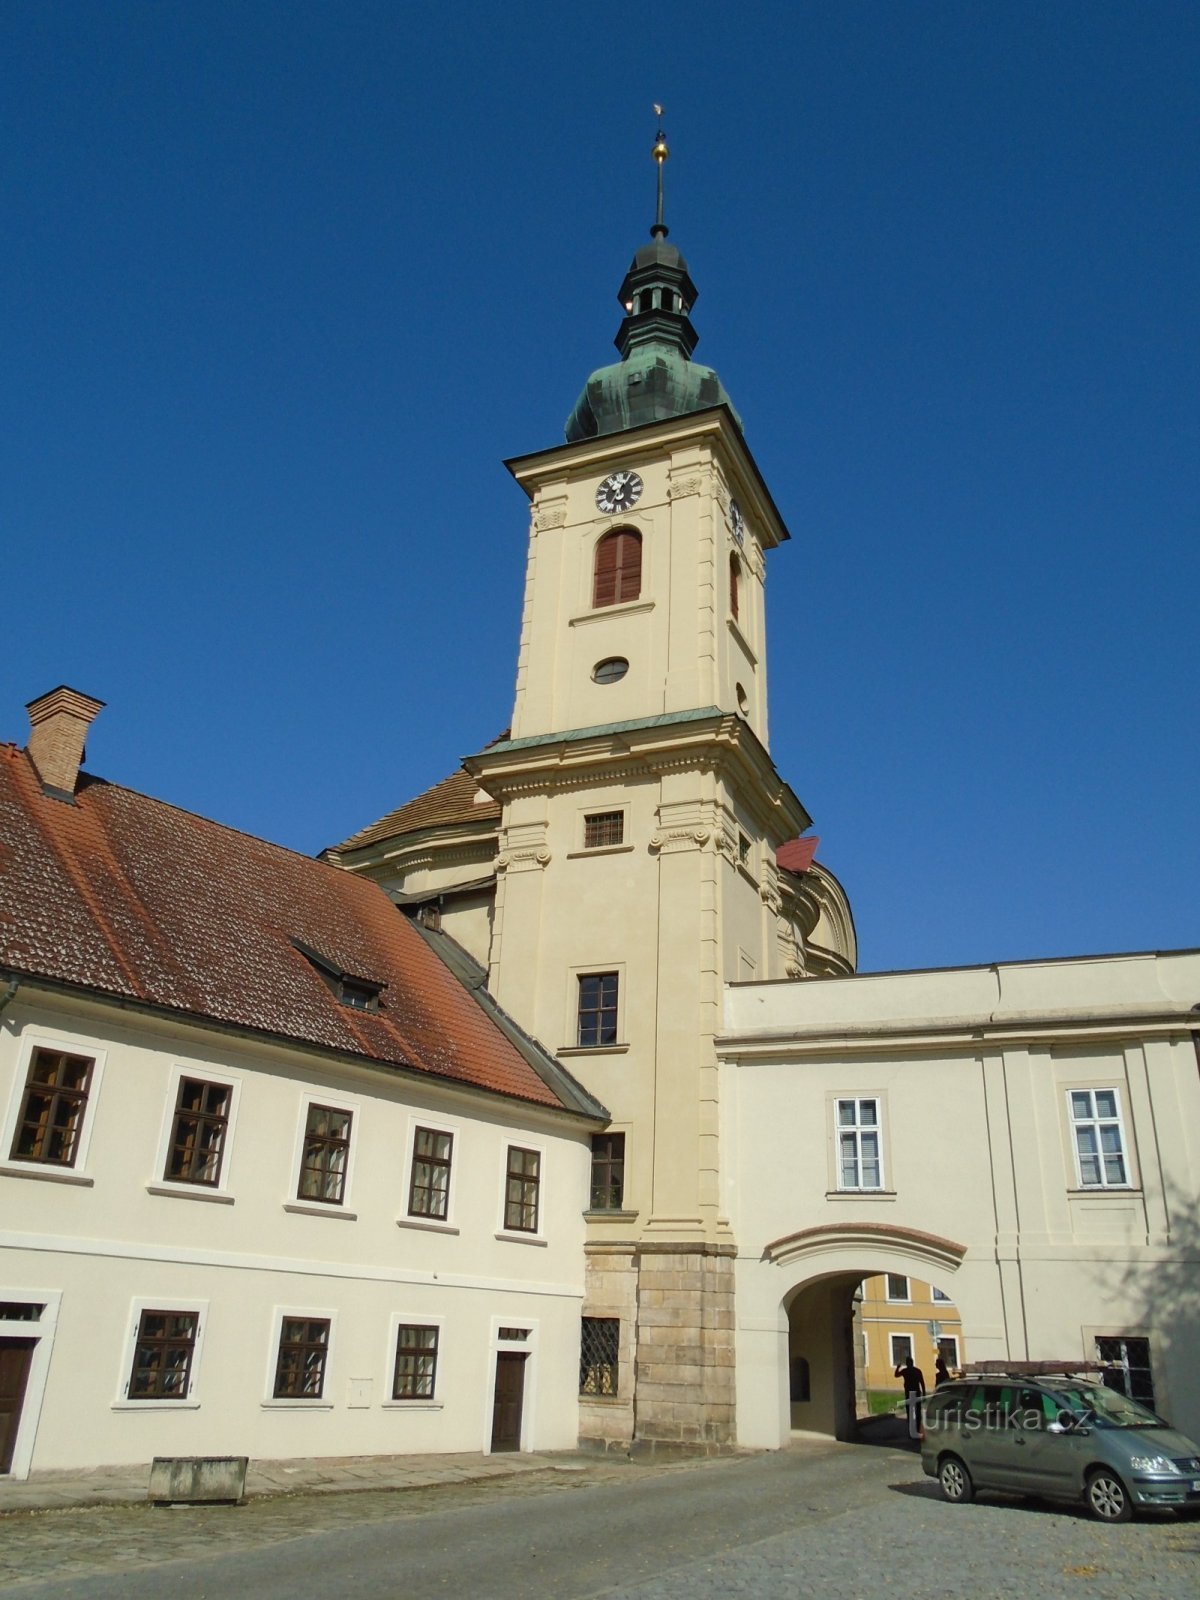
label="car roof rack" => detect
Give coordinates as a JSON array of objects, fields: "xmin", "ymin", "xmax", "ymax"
[{"xmin": 959, "ymin": 1360, "xmax": 1108, "ymax": 1379}]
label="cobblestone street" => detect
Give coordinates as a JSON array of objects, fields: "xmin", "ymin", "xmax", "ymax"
[{"xmin": 4, "ymin": 1439, "xmax": 1200, "ymax": 1599}]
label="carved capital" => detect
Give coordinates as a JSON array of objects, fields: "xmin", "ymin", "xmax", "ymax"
[
  {"xmin": 667, "ymin": 474, "xmax": 703, "ymax": 501},
  {"xmin": 533, "ymin": 505, "xmax": 567, "ymax": 532}
]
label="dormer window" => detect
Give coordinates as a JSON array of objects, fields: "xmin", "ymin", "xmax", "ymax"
[{"xmin": 291, "ymin": 940, "xmax": 384, "ymax": 1013}]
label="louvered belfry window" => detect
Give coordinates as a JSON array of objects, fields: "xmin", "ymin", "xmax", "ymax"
[{"xmin": 593, "ymin": 529, "xmax": 642, "ymax": 608}]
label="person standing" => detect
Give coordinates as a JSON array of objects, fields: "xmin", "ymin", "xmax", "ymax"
[{"xmin": 894, "ymin": 1353, "xmax": 927, "ymax": 1438}]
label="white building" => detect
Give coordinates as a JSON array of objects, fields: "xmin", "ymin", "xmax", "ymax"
[{"xmin": 0, "ymin": 689, "xmax": 606, "ymax": 1478}]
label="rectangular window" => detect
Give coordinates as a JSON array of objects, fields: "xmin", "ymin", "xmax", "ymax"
[
  {"xmin": 409, "ymin": 1126, "xmax": 454, "ymax": 1220},
  {"xmin": 273, "ymin": 1317, "xmax": 331, "ymax": 1399},
  {"xmin": 589, "ymin": 1132, "xmax": 625, "ymax": 1211},
  {"xmin": 578, "ymin": 973, "xmax": 619, "ymax": 1047},
  {"xmin": 580, "ymin": 1316, "xmax": 619, "ymax": 1397},
  {"xmin": 737, "ymin": 831, "xmax": 751, "ymax": 867},
  {"xmin": 1095, "ymin": 1335, "xmax": 1155, "ymax": 1408},
  {"xmin": 885, "ymin": 1274, "xmax": 910, "ymax": 1302},
  {"xmin": 504, "ymin": 1145, "xmax": 540, "ymax": 1233},
  {"xmin": 889, "ymin": 1333, "xmax": 913, "ymax": 1368},
  {"xmin": 298, "ymin": 1104, "xmax": 352, "ymax": 1204},
  {"xmin": 837, "ymin": 1097, "xmax": 883, "ymax": 1190},
  {"xmin": 938, "ymin": 1335, "xmax": 960, "ymax": 1369},
  {"xmin": 166, "ymin": 1077, "xmax": 231, "ymax": 1186},
  {"xmin": 393, "ymin": 1325, "xmax": 438, "ymax": 1400},
  {"xmin": 583, "ymin": 811, "xmax": 625, "ymax": 849},
  {"xmin": 127, "ymin": 1310, "xmax": 199, "ymax": 1401},
  {"xmin": 10, "ymin": 1047, "xmax": 94, "ymax": 1167},
  {"xmin": 1069, "ymin": 1089, "xmax": 1128, "ymax": 1187}
]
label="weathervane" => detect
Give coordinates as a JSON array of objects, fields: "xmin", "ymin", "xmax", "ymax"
[{"xmin": 652, "ymin": 104, "xmax": 669, "ymax": 238}]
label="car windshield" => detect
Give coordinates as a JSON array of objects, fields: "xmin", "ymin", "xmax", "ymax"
[{"xmin": 1052, "ymin": 1384, "xmax": 1166, "ymax": 1429}]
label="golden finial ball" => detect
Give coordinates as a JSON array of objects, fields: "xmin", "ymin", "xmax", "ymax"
[{"xmin": 652, "ymin": 136, "xmax": 669, "ymax": 164}]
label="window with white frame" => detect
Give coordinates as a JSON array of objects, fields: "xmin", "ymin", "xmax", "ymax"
[
  {"xmin": 889, "ymin": 1333, "xmax": 914, "ymax": 1367},
  {"xmin": 8, "ymin": 1046, "xmax": 95, "ymax": 1167},
  {"xmin": 1068, "ymin": 1089, "xmax": 1129, "ymax": 1188},
  {"xmin": 504, "ymin": 1145, "xmax": 540, "ymax": 1233},
  {"xmin": 408, "ymin": 1126, "xmax": 454, "ymax": 1220},
  {"xmin": 837, "ymin": 1097, "xmax": 883, "ymax": 1190},
  {"xmin": 116, "ymin": 1299, "xmax": 208, "ymax": 1406},
  {"xmin": 272, "ymin": 1316, "xmax": 331, "ymax": 1399},
  {"xmin": 937, "ymin": 1335, "xmax": 960, "ymax": 1369},
  {"xmin": 297, "ymin": 1103, "xmax": 353, "ymax": 1204},
  {"xmin": 885, "ymin": 1274, "xmax": 910, "ymax": 1302},
  {"xmin": 392, "ymin": 1324, "xmax": 438, "ymax": 1400},
  {"xmin": 164, "ymin": 1076, "xmax": 233, "ymax": 1186}
]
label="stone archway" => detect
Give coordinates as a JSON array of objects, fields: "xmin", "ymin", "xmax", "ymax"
[{"xmin": 736, "ymin": 1222, "xmax": 974, "ymax": 1447}]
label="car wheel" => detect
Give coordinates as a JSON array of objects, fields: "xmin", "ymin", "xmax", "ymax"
[
  {"xmin": 1086, "ymin": 1469, "xmax": 1132, "ymax": 1523},
  {"xmin": 939, "ymin": 1455, "xmax": 974, "ymax": 1504}
]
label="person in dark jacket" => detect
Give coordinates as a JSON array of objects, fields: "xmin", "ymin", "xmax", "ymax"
[{"xmin": 894, "ymin": 1354, "xmax": 927, "ymax": 1437}]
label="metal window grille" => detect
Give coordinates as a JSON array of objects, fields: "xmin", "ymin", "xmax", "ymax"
[
  {"xmin": 409, "ymin": 1127, "xmax": 453, "ymax": 1219},
  {"xmin": 837, "ymin": 1097, "xmax": 882, "ymax": 1189},
  {"xmin": 12, "ymin": 1047, "xmax": 93, "ymax": 1166},
  {"xmin": 589, "ymin": 1132, "xmax": 625, "ymax": 1210},
  {"xmin": 298, "ymin": 1104, "xmax": 352, "ymax": 1203},
  {"xmin": 166, "ymin": 1078, "xmax": 230, "ymax": 1186},
  {"xmin": 128, "ymin": 1310, "xmax": 198, "ymax": 1400},
  {"xmin": 584, "ymin": 811, "xmax": 625, "ymax": 849},
  {"xmin": 393, "ymin": 1324, "xmax": 438, "ymax": 1399},
  {"xmin": 273, "ymin": 1317, "xmax": 330, "ymax": 1399},
  {"xmin": 504, "ymin": 1146, "xmax": 540, "ymax": 1232},
  {"xmin": 1096, "ymin": 1335, "xmax": 1155, "ymax": 1408},
  {"xmin": 1069, "ymin": 1090, "xmax": 1128, "ymax": 1187},
  {"xmin": 580, "ymin": 1317, "xmax": 619, "ymax": 1397},
  {"xmin": 577, "ymin": 973, "xmax": 619, "ymax": 1047}
]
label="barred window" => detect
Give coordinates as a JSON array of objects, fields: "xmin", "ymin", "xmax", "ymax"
[
  {"xmin": 10, "ymin": 1047, "xmax": 94, "ymax": 1166},
  {"xmin": 409, "ymin": 1127, "xmax": 453, "ymax": 1220},
  {"xmin": 166, "ymin": 1077, "xmax": 231, "ymax": 1186},
  {"xmin": 578, "ymin": 973, "xmax": 619, "ymax": 1047},
  {"xmin": 273, "ymin": 1317, "xmax": 330, "ymax": 1399},
  {"xmin": 127, "ymin": 1310, "xmax": 198, "ymax": 1401},
  {"xmin": 393, "ymin": 1324, "xmax": 438, "ymax": 1400},
  {"xmin": 298, "ymin": 1104, "xmax": 352, "ymax": 1203},
  {"xmin": 583, "ymin": 811, "xmax": 625, "ymax": 849},
  {"xmin": 580, "ymin": 1316, "xmax": 619, "ymax": 1397},
  {"xmin": 589, "ymin": 1132, "xmax": 625, "ymax": 1211},
  {"xmin": 504, "ymin": 1145, "xmax": 540, "ymax": 1233}
]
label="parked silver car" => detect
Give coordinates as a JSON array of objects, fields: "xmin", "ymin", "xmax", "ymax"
[{"xmin": 921, "ymin": 1373, "xmax": 1200, "ymax": 1521}]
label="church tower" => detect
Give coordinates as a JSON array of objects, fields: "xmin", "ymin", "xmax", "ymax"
[
  {"xmin": 464, "ymin": 124, "xmax": 850, "ymax": 1451},
  {"xmin": 333, "ymin": 124, "xmax": 856, "ymax": 1451}
]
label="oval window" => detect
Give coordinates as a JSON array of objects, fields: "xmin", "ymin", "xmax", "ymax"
[{"xmin": 593, "ymin": 657, "xmax": 629, "ymax": 685}]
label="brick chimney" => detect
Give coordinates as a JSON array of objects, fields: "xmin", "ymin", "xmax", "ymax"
[{"xmin": 25, "ymin": 686, "xmax": 105, "ymax": 800}]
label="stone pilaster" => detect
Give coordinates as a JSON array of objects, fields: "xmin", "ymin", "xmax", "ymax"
[{"xmin": 631, "ymin": 1242, "xmax": 737, "ymax": 1454}]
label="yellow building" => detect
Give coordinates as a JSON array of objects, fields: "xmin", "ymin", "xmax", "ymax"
[{"xmin": 857, "ymin": 1274, "xmax": 965, "ymax": 1403}]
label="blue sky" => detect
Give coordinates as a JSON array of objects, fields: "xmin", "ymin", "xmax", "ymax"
[{"xmin": 4, "ymin": 1, "xmax": 1197, "ymax": 973}]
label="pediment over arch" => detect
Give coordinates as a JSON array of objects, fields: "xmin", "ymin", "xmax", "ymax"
[{"xmin": 762, "ymin": 1221, "xmax": 967, "ymax": 1275}]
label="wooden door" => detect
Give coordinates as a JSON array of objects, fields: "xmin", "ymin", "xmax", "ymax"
[
  {"xmin": 490, "ymin": 1352, "xmax": 526, "ymax": 1453},
  {"xmin": 0, "ymin": 1339, "xmax": 35, "ymax": 1474}
]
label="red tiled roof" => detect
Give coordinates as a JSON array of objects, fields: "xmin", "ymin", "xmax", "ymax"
[
  {"xmin": 776, "ymin": 835, "xmax": 819, "ymax": 876},
  {"xmin": 336, "ymin": 755, "xmax": 504, "ymax": 854},
  {"xmin": 0, "ymin": 745, "xmax": 564, "ymax": 1111}
]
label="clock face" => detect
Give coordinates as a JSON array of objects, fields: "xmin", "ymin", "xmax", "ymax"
[
  {"xmin": 595, "ymin": 470, "xmax": 643, "ymax": 515},
  {"xmin": 729, "ymin": 499, "xmax": 746, "ymax": 546}
]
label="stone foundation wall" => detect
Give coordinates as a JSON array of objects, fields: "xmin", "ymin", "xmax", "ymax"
[{"xmin": 633, "ymin": 1242, "xmax": 737, "ymax": 1449}]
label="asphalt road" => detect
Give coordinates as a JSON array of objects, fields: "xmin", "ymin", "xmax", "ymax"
[{"xmin": 5, "ymin": 1438, "xmax": 1199, "ymax": 1600}]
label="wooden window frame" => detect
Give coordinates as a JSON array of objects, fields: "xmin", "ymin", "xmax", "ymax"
[
  {"xmin": 8, "ymin": 1046, "xmax": 95, "ymax": 1168},
  {"xmin": 577, "ymin": 972, "xmax": 619, "ymax": 1048},
  {"xmin": 589, "ymin": 1132, "xmax": 625, "ymax": 1211},
  {"xmin": 592, "ymin": 528, "xmax": 643, "ymax": 609},
  {"xmin": 408, "ymin": 1125, "xmax": 454, "ymax": 1221},
  {"xmin": 297, "ymin": 1102, "xmax": 353, "ymax": 1205},
  {"xmin": 124, "ymin": 1308, "xmax": 200, "ymax": 1403},
  {"xmin": 392, "ymin": 1324, "xmax": 439, "ymax": 1401},
  {"xmin": 503, "ymin": 1144, "xmax": 540, "ymax": 1234},
  {"xmin": 272, "ymin": 1315, "xmax": 332, "ymax": 1400},
  {"xmin": 165, "ymin": 1076, "xmax": 232, "ymax": 1187}
]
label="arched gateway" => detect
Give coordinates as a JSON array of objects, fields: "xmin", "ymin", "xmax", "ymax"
[{"xmin": 736, "ymin": 1222, "xmax": 976, "ymax": 1448}]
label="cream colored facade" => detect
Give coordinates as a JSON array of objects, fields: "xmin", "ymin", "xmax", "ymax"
[
  {"xmin": 0, "ymin": 986, "xmax": 593, "ymax": 1477},
  {"xmin": 722, "ymin": 950, "xmax": 1200, "ymax": 1446}
]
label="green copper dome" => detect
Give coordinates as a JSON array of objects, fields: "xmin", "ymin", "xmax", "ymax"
[{"xmin": 565, "ymin": 227, "xmax": 742, "ymax": 442}]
